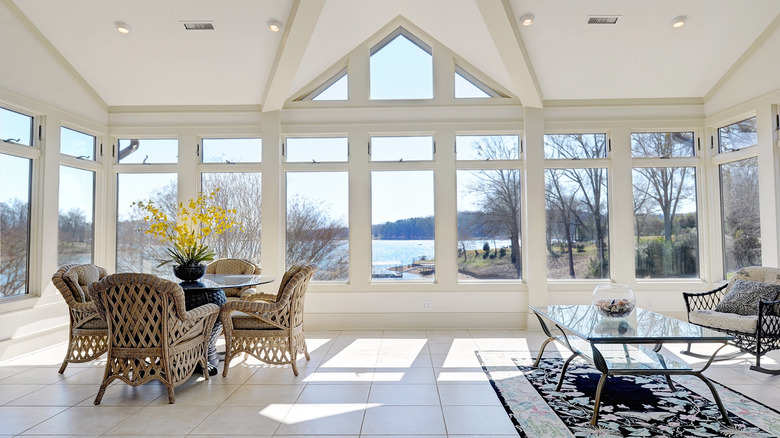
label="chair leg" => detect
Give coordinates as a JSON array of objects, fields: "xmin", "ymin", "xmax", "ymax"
[
  {"xmin": 750, "ymin": 351, "xmax": 780, "ymax": 374},
  {"xmin": 58, "ymin": 360, "xmax": 68, "ymax": 374},
  {"xmin": 94, "ymin": 382, "xmax": 108, "ymax": 405},
  {"xmin": 303, "ymin": 341, "xmax": 310, "ymax": 361},
  {"xmin": 167, "ymin": 386, "xmax": 175, "ymax": 404}
]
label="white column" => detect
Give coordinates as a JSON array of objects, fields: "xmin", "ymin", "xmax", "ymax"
[
  {"xmin": 524, "ymin": 107, "xmax": 546, "ymax": 327},
  {"xmin": 757, "ymin": 104, "xmax": 780, "ymax": 267},
  {"xmin": 261, "ymin": 111, "xmax": 283, "ymax": 283}
]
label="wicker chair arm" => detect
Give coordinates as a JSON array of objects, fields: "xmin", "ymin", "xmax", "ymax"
[
  {"xmin": 683, "ymin": 284, "xmax": 728, "ymax": 313},
  {"xmin": 70, "ymin": 301, "xmax": 98, "ymax": 313},
  {"xmin": 184, "ymin": 303, "xmax": 220, "ymax": 321},
  {"xmin": 240, "ymin": 291, "xmax": 278, "ymax": 302}
]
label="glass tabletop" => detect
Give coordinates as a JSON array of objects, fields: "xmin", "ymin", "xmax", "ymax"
[
  {"xmin": 530, "ymin": 304, "xmax": 733, "ymax": 343},
  {"xmin": 168, "ymin": 274, "xmax": 275, "ymax": 291}
]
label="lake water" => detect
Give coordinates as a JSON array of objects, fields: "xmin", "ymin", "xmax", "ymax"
[{"xmin": 371, "ymin": 239, "xmax": 511, "ymax": 278}]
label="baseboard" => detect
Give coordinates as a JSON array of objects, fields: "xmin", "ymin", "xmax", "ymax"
[{"xmin": 304, "ymin": 312, "xmax": 526, "ymax": 330}]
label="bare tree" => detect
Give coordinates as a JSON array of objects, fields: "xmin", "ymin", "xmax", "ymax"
[
  {"xmin": 545, "ymin": 170, "xmax": 580, "ymax": 278},
  {"xmin": 544, "ymin": 134, "xmax": 609, "ymax": 278},
  {"xmin": 632, "ymin": 133, "xmax": 695, "ymax": 242},
  {"xmin": 202, "ymin": 172, "xmax": 262, "ymax": 264},
  {"xmin": 722, "ymin": 157, "xmax": 761, "ymax": 270},
  {"xmin": 286, "ymin": 195, "xmax": 347, "ymax": 281},
  {"xmin": 466, "ymin": 136, "xmax": 522, "ymax": 277},
  {"xmin": 0, "ymin": 199, "xmax": 29, "ymax": 297}
]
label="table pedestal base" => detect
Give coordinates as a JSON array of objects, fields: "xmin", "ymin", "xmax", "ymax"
[{"xmin": 184, "ymin": 288, "xmax": 227, "ymax": 376}]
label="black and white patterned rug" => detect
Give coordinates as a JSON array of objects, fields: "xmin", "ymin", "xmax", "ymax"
[{"xmin": 476, "ymin": 351, "xmax": 780, "ymax": 437}]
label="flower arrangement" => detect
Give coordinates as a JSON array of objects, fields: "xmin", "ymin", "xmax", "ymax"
[{"xmin": 133, "ymin": 189, "xmax": 241, "ymax": 267}]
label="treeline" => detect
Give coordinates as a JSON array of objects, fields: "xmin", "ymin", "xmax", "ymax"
[{"xmin": 373, "ymin": 212, "xmax": 504, "ymax": 240}]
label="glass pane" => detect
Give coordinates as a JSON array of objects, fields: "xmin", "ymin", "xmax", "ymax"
[
  {"xmin": 544, "ymin": 133, "xmax": 607, "ymax": 159},
  {"xmin": 202, "ymin": 138, "xmax": 261, "ymax": 163},
  {"xmin": 286, "ymin": 137, "xmax": 348, "ymax": 163},
  {"xmin": 0, "ymin": 107, "xmax": 33, "ymax": 146},
  {"xmin": 117, "ymin": 139, "xmax": 178, "ymax": 164},
  {"xmin": 58, "ymin": 166, "xmax": 94, "ymax": 265},
  {"xmin": 286, "ymin": 172, "xmax": 349, "ymax": 281},
  {"xmin": 631, "ymin": 132, "xmax": 694, "ymax": 158},
  {"xmin": 633, "ymin": 167, "xmax": 698, "ymax": 278},
  {"xmin": 370, "ymin": 33, "xmax": 433, "ymax": 100},
  {"xmin": 457, "ymin": 170, "xmax": 522, "ymax": 280},
  {"xmin": 202, "ymin": 172, "xmax": 262, "ymax": 265},
  {"xmin": 60, "ymin": 127, "xmax": 95, "ymax": 160},
  {"xmin": 545, "ymin": 168, "xmax": 609, "ymax": 279},
  {"xmin": 313, "ymin": 74, "xmax": 348, "ymax": 101},
  {"xmin": 0, "ymin": 154, "xmax": 31, "ymax": 297},
  {"xmin": 116, "ymin": 173, "xmax": 177, "ymax": 275},
  {"xmin": 719, "ymin": 117, "xmax": 757, "ymax": 153},
  {"xmin": 371, "ymin": 136, "xmax": 433, "ymax": 161},
  {"xmin": 456, "ymin": 135, "xmax": 519, "ymax": 161},
  {"xmin": 371, "ymin": 170, "xmax": 434, "ymax": 281},
  {"xmin": 455, "ymin": 72, "xmax": 490, "ymax": 98},
  {"xmin": 720, "ymin": 158, "xmax": 761, "ymax": 275}
]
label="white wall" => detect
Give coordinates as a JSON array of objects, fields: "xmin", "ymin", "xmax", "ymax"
[
  {"xmin": 705, "ymin": 16, "xmax": 780, "ymax": 115},
  {"xmin": 0, "ymin": 0, "xmax": 107, "ymax": 123}
]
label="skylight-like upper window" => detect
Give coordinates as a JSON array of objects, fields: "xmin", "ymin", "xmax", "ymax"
[
  {"xmin": 370, "ymin": 27, "xmax": 432, "ymax": 100},
  {"xmin": 300, "ymin": 68, "xmax": 348, "ymax": 101},
  {"xmin": 454, "ymin": 66, "xmax": 502, "ymax": 99}
]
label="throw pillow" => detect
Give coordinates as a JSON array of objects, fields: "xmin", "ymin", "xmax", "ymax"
[{"xmin": 714, "ymin": 279, "xmax": 780, "ymax": 316}]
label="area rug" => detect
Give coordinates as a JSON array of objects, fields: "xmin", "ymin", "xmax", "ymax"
[{"xmin": 476, "ymin": 351, "xmax": 780, "ymax": 437}]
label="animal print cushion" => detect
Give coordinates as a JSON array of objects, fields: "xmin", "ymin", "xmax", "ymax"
[{"xmin": 714, "ymin": 279, "xmax": 780, "ymax": 316}]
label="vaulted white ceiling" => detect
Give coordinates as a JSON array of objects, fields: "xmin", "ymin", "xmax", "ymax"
[{"xmin": 10, "ymin": 0, "xmax": 780, "ymax": 108}]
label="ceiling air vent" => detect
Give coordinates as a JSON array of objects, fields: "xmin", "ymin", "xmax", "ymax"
[
  {"xmin": 587, "ymin": 15, "xmax": 620, "ymax": 25},
  {"xmin": 181, "ymin": 21, "xmax": 215, "ymax": 30}
]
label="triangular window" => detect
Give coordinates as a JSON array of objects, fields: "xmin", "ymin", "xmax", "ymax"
[
  {"xmin": 455, "ymin": 65, "xmax": 503, "ymax": 98},
  {"xmin": 299, "ymin": 68, "xmax": 348, "ymax": 101},
  {"xmin": 370, "ymin": 27, "xmax": 432, "ymax": 100}
]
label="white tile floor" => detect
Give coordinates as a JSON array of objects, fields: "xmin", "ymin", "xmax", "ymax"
[{"xmin": 1, "ymin": 329, "xmax": 779, "ymax": 437}]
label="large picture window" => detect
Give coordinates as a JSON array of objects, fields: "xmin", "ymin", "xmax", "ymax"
[
  {"xmin": 544, "ymin": 134, "xmax": 609, "ymax": 279},
  {"xmin": 201, "ymin": 172, "xmax": 262, "ymax": 265},
  {"xmin": 720, "ymin": 157, "xmax": 761, "ymax": 275},
  {"xmin": 371, "ymin": 170, "xmax": 435, "ymax": 281},
  {"xmin": 457, "ymin": 169, "xmax": 522, "ymax": 280},
  {"xmin": 58, "ymin": 166, "xmax": 95, "ymax": 265},
  {"xmin": 0, "ymin": 153, "xmax": 31, "ymax": 297},
  {"xmin": 631, "ymin": 132, "xmax": 699, "ymax": 278},
  {"xmin": 286, "ymin": 172, "xmax": 348, "ymax": 281},
  {"xmin": 116, "ymin": 173, "xmax": 177, "ymax": 274}
]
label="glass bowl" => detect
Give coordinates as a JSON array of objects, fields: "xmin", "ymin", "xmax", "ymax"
[{"xmin": 592, "ymin": 283, "xmax": 636, "ymax": 318}]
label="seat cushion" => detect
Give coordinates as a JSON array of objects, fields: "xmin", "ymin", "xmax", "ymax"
[
  {"xmin": 714, "ymin": 279, "xmax": 780, "ymax": 316},
  {"xmin": 229, "ymin": 311, "xmax": 282, "ymax": 330},
  {"xmin": 689, "ymin": 309, "xmax": 758, "ymax": 333}
]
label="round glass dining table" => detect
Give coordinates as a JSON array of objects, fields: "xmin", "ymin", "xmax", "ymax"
[{"xmin": 165, "ymin": 274, "xmax": 276, "ymax": 375}]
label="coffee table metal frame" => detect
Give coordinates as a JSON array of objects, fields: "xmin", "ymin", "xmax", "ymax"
[{"xmin": 530, "ymin": 305, "xmax": 735, "ymax": 426}]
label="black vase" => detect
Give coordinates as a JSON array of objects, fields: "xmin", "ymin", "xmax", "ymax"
[{"xmin": 173, "ymin": 263, "xmax": 207, "ymax": 282}]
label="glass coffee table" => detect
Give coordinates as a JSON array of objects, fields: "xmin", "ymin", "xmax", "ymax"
[{"xmin": 530, "ymin": 305, "xmax": 734, "ymax": 426}]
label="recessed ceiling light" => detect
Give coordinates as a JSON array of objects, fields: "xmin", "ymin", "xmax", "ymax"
[
  {"xmin": 265, "ymin": 18, "xmax": 283, "ymax": 32},
  {"xmin": 115, "ymin": 20, "xmax": 132, "ymax": 34},
  {"xmin": 519, "ymin": 12, "xmax": 536, "ymax": 26},
  {"xmin": 670, "ymin": 15, "xmax": 687, "ymax": 28}
]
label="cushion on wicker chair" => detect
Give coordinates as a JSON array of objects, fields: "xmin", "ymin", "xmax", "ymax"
[
  {"xmin": 689, "ymin": 309, "xmax": 758, "ymax": 333},
  {"xmin": 714, "ymin": 279, "xmax": 780, "ymax": 316},
  {"xmin": 62, "ymin": 264, "xmax": 104, "ymax": 302}
]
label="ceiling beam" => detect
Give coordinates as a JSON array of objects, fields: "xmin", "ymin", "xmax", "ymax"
[
  {"xmin": 475, "ymin": 0, "xmax": 543, "ymax": 108},
  {"xmin": 262, "ymin": 0, "xmax": 325, "ymax": 112}
]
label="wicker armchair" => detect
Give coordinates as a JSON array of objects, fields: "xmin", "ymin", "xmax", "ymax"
[
  {"xmin": 88, "ymin": 273, "xmax": 220, "ymax": 404},
  {"xmin": 206, "ymin": 258, "xmax": 262, "ymax": 300},
  {"xmin": 221, "ymin": 264, "xmax": 316, "ymax": 376},
  {"xmin": 51, "ymin": 264, "xmax": 109, "ymax": 374}
]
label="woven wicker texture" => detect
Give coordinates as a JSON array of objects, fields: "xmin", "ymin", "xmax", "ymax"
[
  {"xmin": 221, "ymin": 264, "xmax": 315, "ymax": 376},
  {"xmin": 52, "ymin": 264, "xmax": 110, "ymax": 374},
  {"xmin": 88, "ymin": 273, "xmax": 219, "ymax": 404},
  {"xmin": 206, "ymin": 258, "xmax": 262, "ymax": 298}
]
